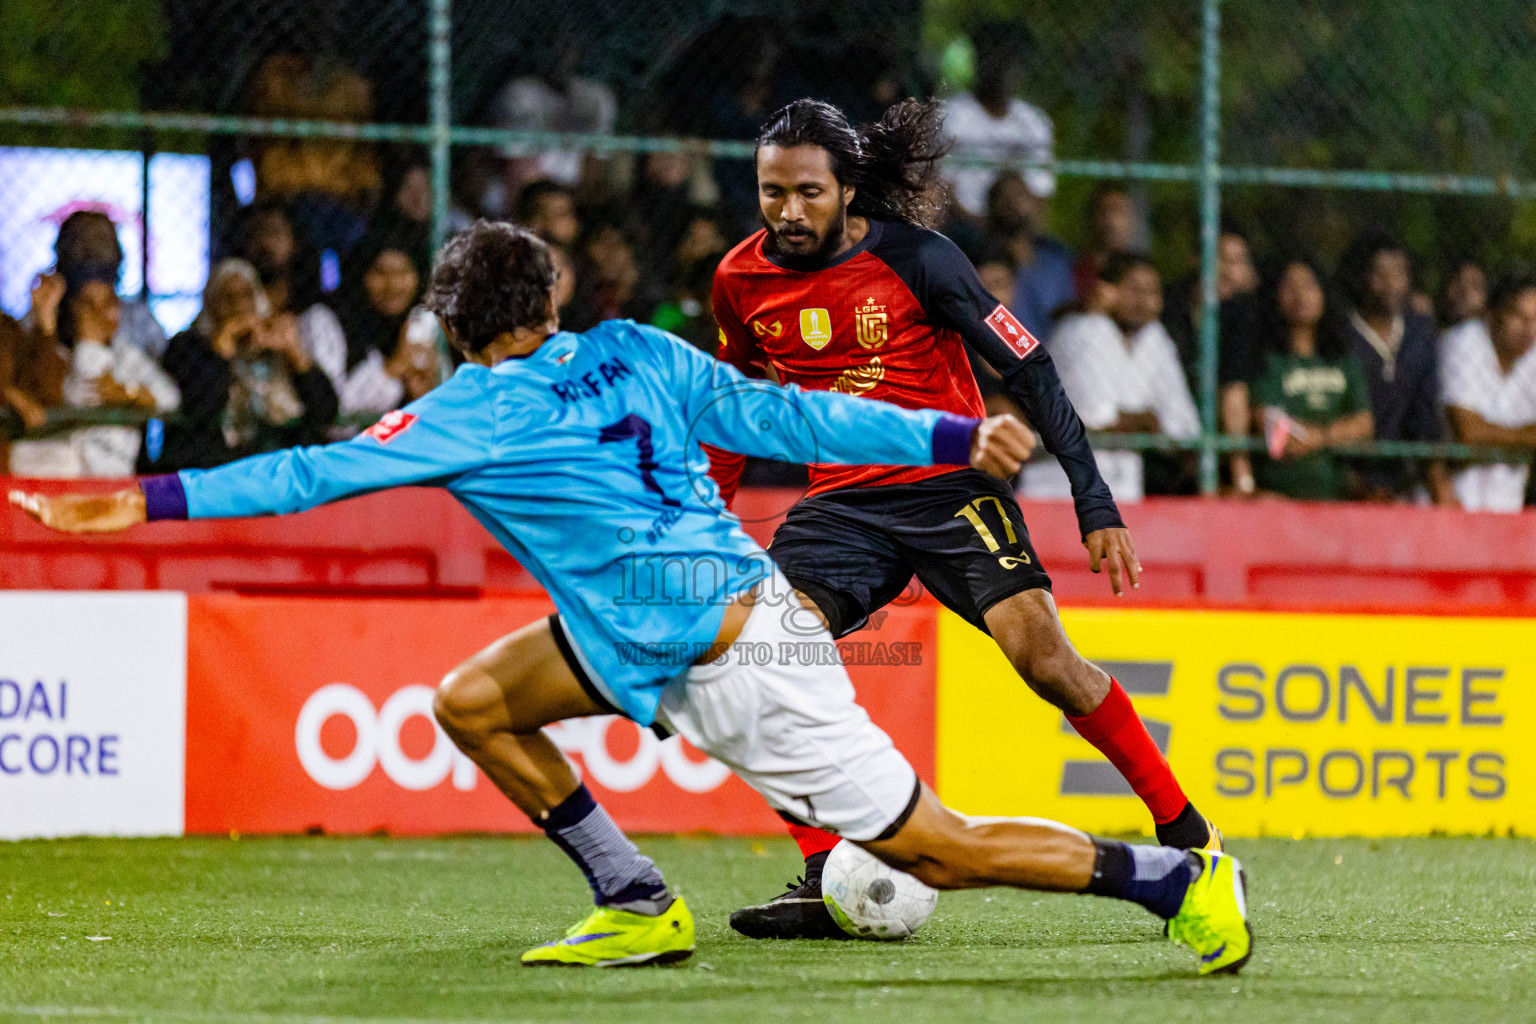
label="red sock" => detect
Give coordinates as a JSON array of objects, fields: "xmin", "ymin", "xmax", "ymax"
[
  {"xmin": 784, "ymin": 821, "xmax": 842, "ymax": 860},
  {"xmin": 1067, "ymin": 679, "xmax": 1189, "ymax": 824}
]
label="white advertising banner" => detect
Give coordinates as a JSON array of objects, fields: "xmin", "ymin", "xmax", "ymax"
[{"xmin": 0, "ymin": 592, "xmax": 187, "ymax": 839}]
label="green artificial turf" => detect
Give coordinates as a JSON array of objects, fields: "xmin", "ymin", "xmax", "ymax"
[{"xmin": 2, "ymin": 835, "xmax": 1534, "ymax": 1023}]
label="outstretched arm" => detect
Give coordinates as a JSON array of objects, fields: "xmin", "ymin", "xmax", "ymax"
[
  {"xmin": 900, "ymin": 231, "xmax": 1138, "ymax": 592},
  {"xmin": 11, "ymin": 375, "xmax": 495, "ymax": 533},
  {"xmin": 655, "ymin": 324, "xmax": 1033, "ymax": 477}
]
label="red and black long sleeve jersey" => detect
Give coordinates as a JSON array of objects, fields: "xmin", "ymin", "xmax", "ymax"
[{"xmin": 709, "ymin": 218, "xmax": 1123, "ymax": 538}]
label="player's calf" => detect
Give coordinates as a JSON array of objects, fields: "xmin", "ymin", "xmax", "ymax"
[
  {"xmin": 861, "ymin": 787, "xmax": 1252, "ymax": 975},
  {"xmin": 432, "ymin": 618, "xmax": 688, "ymax": 964},
  {"xmin": 984, "ymin": 590, "xmax": 1216, "ymax": 850}
]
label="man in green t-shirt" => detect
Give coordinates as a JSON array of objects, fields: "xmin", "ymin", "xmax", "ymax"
[{"xmin": 1253, "ymin": 352, "xmax": 1373, "ymax": 499}]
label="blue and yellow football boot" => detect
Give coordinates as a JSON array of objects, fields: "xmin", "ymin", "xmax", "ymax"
[
  {"xmin": 521, "ymin": 897, "xmax": 694, "ymax": 967},
  {"xmin": 1166, "ymin": 849, "xmax": 1253, "ymax": 976}
]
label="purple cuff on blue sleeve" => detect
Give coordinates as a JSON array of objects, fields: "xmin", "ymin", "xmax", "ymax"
[
  {"xmin": 140, "ymin": 473, "xmax": 188, "ymax": 521},
  {"xmin": 931, "ymin": 414, "xmax": 981, "ymax": 466}
]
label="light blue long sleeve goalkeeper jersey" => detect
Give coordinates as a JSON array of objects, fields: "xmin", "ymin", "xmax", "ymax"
[{"xmin": 143, "ymin": 319, "xmax": 978, "ymax": 723}]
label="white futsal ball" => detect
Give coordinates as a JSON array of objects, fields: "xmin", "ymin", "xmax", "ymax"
[{"xmin": 821, "ymin": 839, "xmax": 938, "ymax": 940}]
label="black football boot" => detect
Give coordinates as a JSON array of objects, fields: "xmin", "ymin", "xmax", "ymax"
[{"xmin": 728, "ymin": 850, "xmax": 851, "ymax": 940}]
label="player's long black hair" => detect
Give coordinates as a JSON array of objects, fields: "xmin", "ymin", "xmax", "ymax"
[{"xmin": 757, "ymin": 98, "xmax": 952, "ymax": 227}]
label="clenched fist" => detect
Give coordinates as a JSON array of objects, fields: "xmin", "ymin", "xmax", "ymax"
[{"xmin": 969, "ymin": 414, "xmax": 1037, "ymax": 478}]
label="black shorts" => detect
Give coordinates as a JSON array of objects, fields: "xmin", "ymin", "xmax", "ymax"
[{"xmin": 767, "ymin": 469, "xmax": 1051, "ymax": 638}]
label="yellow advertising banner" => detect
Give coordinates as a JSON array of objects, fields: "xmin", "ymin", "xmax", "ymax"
[{"xmin": 936, "ymin": 607, "xmax": 1536, "ymax": 837}]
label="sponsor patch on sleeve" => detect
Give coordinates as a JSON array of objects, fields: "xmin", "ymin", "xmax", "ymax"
[
  {"xmin": 984, "ymin": 303, "xmax": 1040, "ymax": 359},
  {"xmin": 364, "ymin": 410, "xmax": 418, "ymax": 444}
]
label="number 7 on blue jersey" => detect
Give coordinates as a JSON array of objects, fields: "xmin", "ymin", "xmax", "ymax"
[{"xmin": 599, "ymin": 414, "xmax": 680, "ymax": 507}]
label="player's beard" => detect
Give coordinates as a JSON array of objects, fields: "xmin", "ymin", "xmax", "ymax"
[{"xmin": 762, "ymin": 202, "xmax": 849, "ymax": 271}]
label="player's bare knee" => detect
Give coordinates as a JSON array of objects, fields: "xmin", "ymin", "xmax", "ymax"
[{"xmin": 433, "ymin": 666, "xmax": 488, "ymax": 742}]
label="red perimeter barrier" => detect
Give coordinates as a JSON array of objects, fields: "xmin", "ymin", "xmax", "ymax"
[
  {"xmin": 183, "ymin": 593, "xmax": 936, "ymax": 835},
  {"xmin": 5, "ymin": 479, "xmax": 1536, "ymax": 611}
]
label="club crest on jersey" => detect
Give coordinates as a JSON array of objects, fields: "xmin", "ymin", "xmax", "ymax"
[
  {"xmin": 855, "ymin": 297, "xmax": 888, "ymax": 350},
  {"xmin": 365, "ymin": 410, "xmax": 418, "ymax": 444},
  {"xmin": 829, "ymin": 356, "xmax": 884, "ymax": 395},
  {"xmin": 984, "ymin": 303, "xmax": 1040, "ymax": 358},
  {"xmin": 751, "ymin": 319, "xmax": 784, "ymax": 338},
  {"xmin": 799, "ymin": 308, "xmax": 833, "ymax": 350}
]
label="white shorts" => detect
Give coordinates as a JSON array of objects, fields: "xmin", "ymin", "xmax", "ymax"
[{"xmin": 651, "ymin": 577, "xmax": 921, "ymax": 842}]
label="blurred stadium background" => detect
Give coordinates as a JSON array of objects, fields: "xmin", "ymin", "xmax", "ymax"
[{"xmin": 4, "ymin": 5, "xmax": 1536, "ymax": 1018}]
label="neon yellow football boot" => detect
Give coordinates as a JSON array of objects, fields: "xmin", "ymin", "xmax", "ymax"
[
  {"xmin": 1166, "ymin": 849, "xmax": 1252, "ymax": 976},
  {"xmin": 521, "ymin": 897, "xmax": 694, "ymax": 967},
  {"xmin": 1202, "ymin": 820, "xmax": 1225, "ymax": 853}
]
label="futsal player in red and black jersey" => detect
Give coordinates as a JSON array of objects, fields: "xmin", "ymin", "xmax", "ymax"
[{"xmin": 709, "ymin": 99, "xmax": 1221, "ymax": 940}]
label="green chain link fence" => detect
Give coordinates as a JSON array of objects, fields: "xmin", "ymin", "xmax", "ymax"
[{"xmin": 2, "ymin": 0, "xmax": 1534, "ymax": 498}]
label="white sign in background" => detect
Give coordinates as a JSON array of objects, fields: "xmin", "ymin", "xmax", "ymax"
[
  {"xmin": 0, "ymin": 147, "xmax": 211, "ymax": 335},
  {"xmin": 0, "ymin": 593, "xmax": 187, "ymax": 839}
]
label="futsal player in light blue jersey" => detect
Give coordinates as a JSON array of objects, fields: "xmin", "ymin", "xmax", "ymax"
[{"xmin": 12, "ymin": 222, "xmax": 1251, "ymax": 976}]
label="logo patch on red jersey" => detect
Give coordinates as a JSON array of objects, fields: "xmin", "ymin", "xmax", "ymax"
[
  {"xmin": 365, "ymin": 410, "xmax": 418, "ymax": 444},
  {"xmin": 984, "ymin": 304, "xmax": 1040, "ymax": 358}
]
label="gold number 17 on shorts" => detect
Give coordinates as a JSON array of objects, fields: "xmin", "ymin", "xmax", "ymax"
[{"xmin": 954, "ymin": 497, "xmax": 1032, "ymax": 569}]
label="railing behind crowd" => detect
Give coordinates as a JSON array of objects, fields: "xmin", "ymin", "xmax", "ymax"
[{"xmin": 2, "ymin": 0, "xmax": 1535, "ymax": 505}]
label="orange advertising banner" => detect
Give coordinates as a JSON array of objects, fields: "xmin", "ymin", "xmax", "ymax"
[{"xmin": 184, "ymin": 594, "xmax": 937, "ymax": 835}]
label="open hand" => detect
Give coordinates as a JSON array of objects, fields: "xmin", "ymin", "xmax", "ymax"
[
  {"xmin": 1084, "ymin": 527, "xmax": 1141, "ymax": 597},
  {"xmin": 30, "ymin": 273, "xmax": 65, "ymax": 336},
  {"xmin": 969, "ymin": 414, "xmax": 1037, "ymax": 478},
  {"xmin": 8, "ymin": 487, "xmax": 146, "ymax": 534}
]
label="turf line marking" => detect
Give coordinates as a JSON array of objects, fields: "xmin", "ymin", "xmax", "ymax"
[{"xmin": 0, "ymin": 1006, "xmax": 542, "ymax": 1024}]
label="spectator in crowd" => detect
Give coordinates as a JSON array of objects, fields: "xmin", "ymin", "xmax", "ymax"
[
  {"xmin": 1165, "ymin": 225, "xmax": 1262, "ymax": 493},
  {"xmin": 382, "ymin": 149, "xmax": 435, "ymax": 231},
  {"xmin": 1249, "ymin": 261, "xmax": 1374, "ymax": 501},
  {"xmin": 629, "ymin": 154, "xmax": 722, "ymax": 290},
  {"xmin": 650, "ymin": 254, "xmax": 724, "ymax": 354},
  {"xmin": 981, "ymin": 170, "xmax": 1075, "ymax": 342},
  {"xmin": 566, "ymin": 217, "xmax": 649, "ymax": 329},
  {"xmin": 1019, "ymin": 252, "xmax": 1198, "ymax": 503},
  {"xmin": 1439, "ymin": 275, "xmax": 1536, "ymax": 512},
  {"xmin": 326, "ymin": 223, "xmax": 443, "ymax": 419},
  {"xmin": 7, "ymin": 260, "xmax": 179, "ymax": 478},
  {"xmin": 668, "ymin": 207, "xmax": 729, "ymax": 288},
  {"xmin": 942, "ymin": 22, "xmax": 1054, "ymax": 218},
  {"xmin": 640, "ymin": 206, "xmax": 730, "ymax": 343},
  {"xmin": 1440, "ymin": 258, "xmax": 1487, "ymax": 329},
  {"xmin": 0, "ymin": 286, "xmax": 68, "ymax": 473},
  {"xmin": 232, "ymin": 201, "xmax": 346, "ymax": 370},
  {"xmin": 514, "ymin": 180, "xmax": 581, "ymax": 249},
  {"xmin": 487, "ymin": 40, "xmax": 617, "ymax": 197},
  {"xmin": 42, "ymin": 211, "xmax": 167, "ymax": 359},
  {"xmin": 1072, "ymin": 183, "xmax": 1141, "ymax": 298},
  {"xmin": 630, "ymin": 153, "xmax": 698, "ymax": 270},
  {"xmin": 157, "ymin": 260, "xmax": 338, "ymax": 470},
  {"xmin": 245, "ymin": 41, "xmax": 380, "ymax": 253},
  {"xmin": 1338, "ymin": 231, "xmax": 1457, "ymax": 504}
]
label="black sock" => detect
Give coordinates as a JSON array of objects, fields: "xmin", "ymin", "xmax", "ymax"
[
  {"xmin": 802, "ymin": 849, "xmax": 831, "ymax": 886},
  {"xmin": 1155, "ymin": 801, "xmax": 1211, "ymax": 849},
  {"xmin": 1083, "ymin": 837, "xmax": 1200, "ymax": 920}
]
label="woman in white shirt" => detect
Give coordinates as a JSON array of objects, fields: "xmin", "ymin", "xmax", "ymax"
[{"xmin": 315, "ymin": 222, "xmax": 447, "ymax": 429}]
